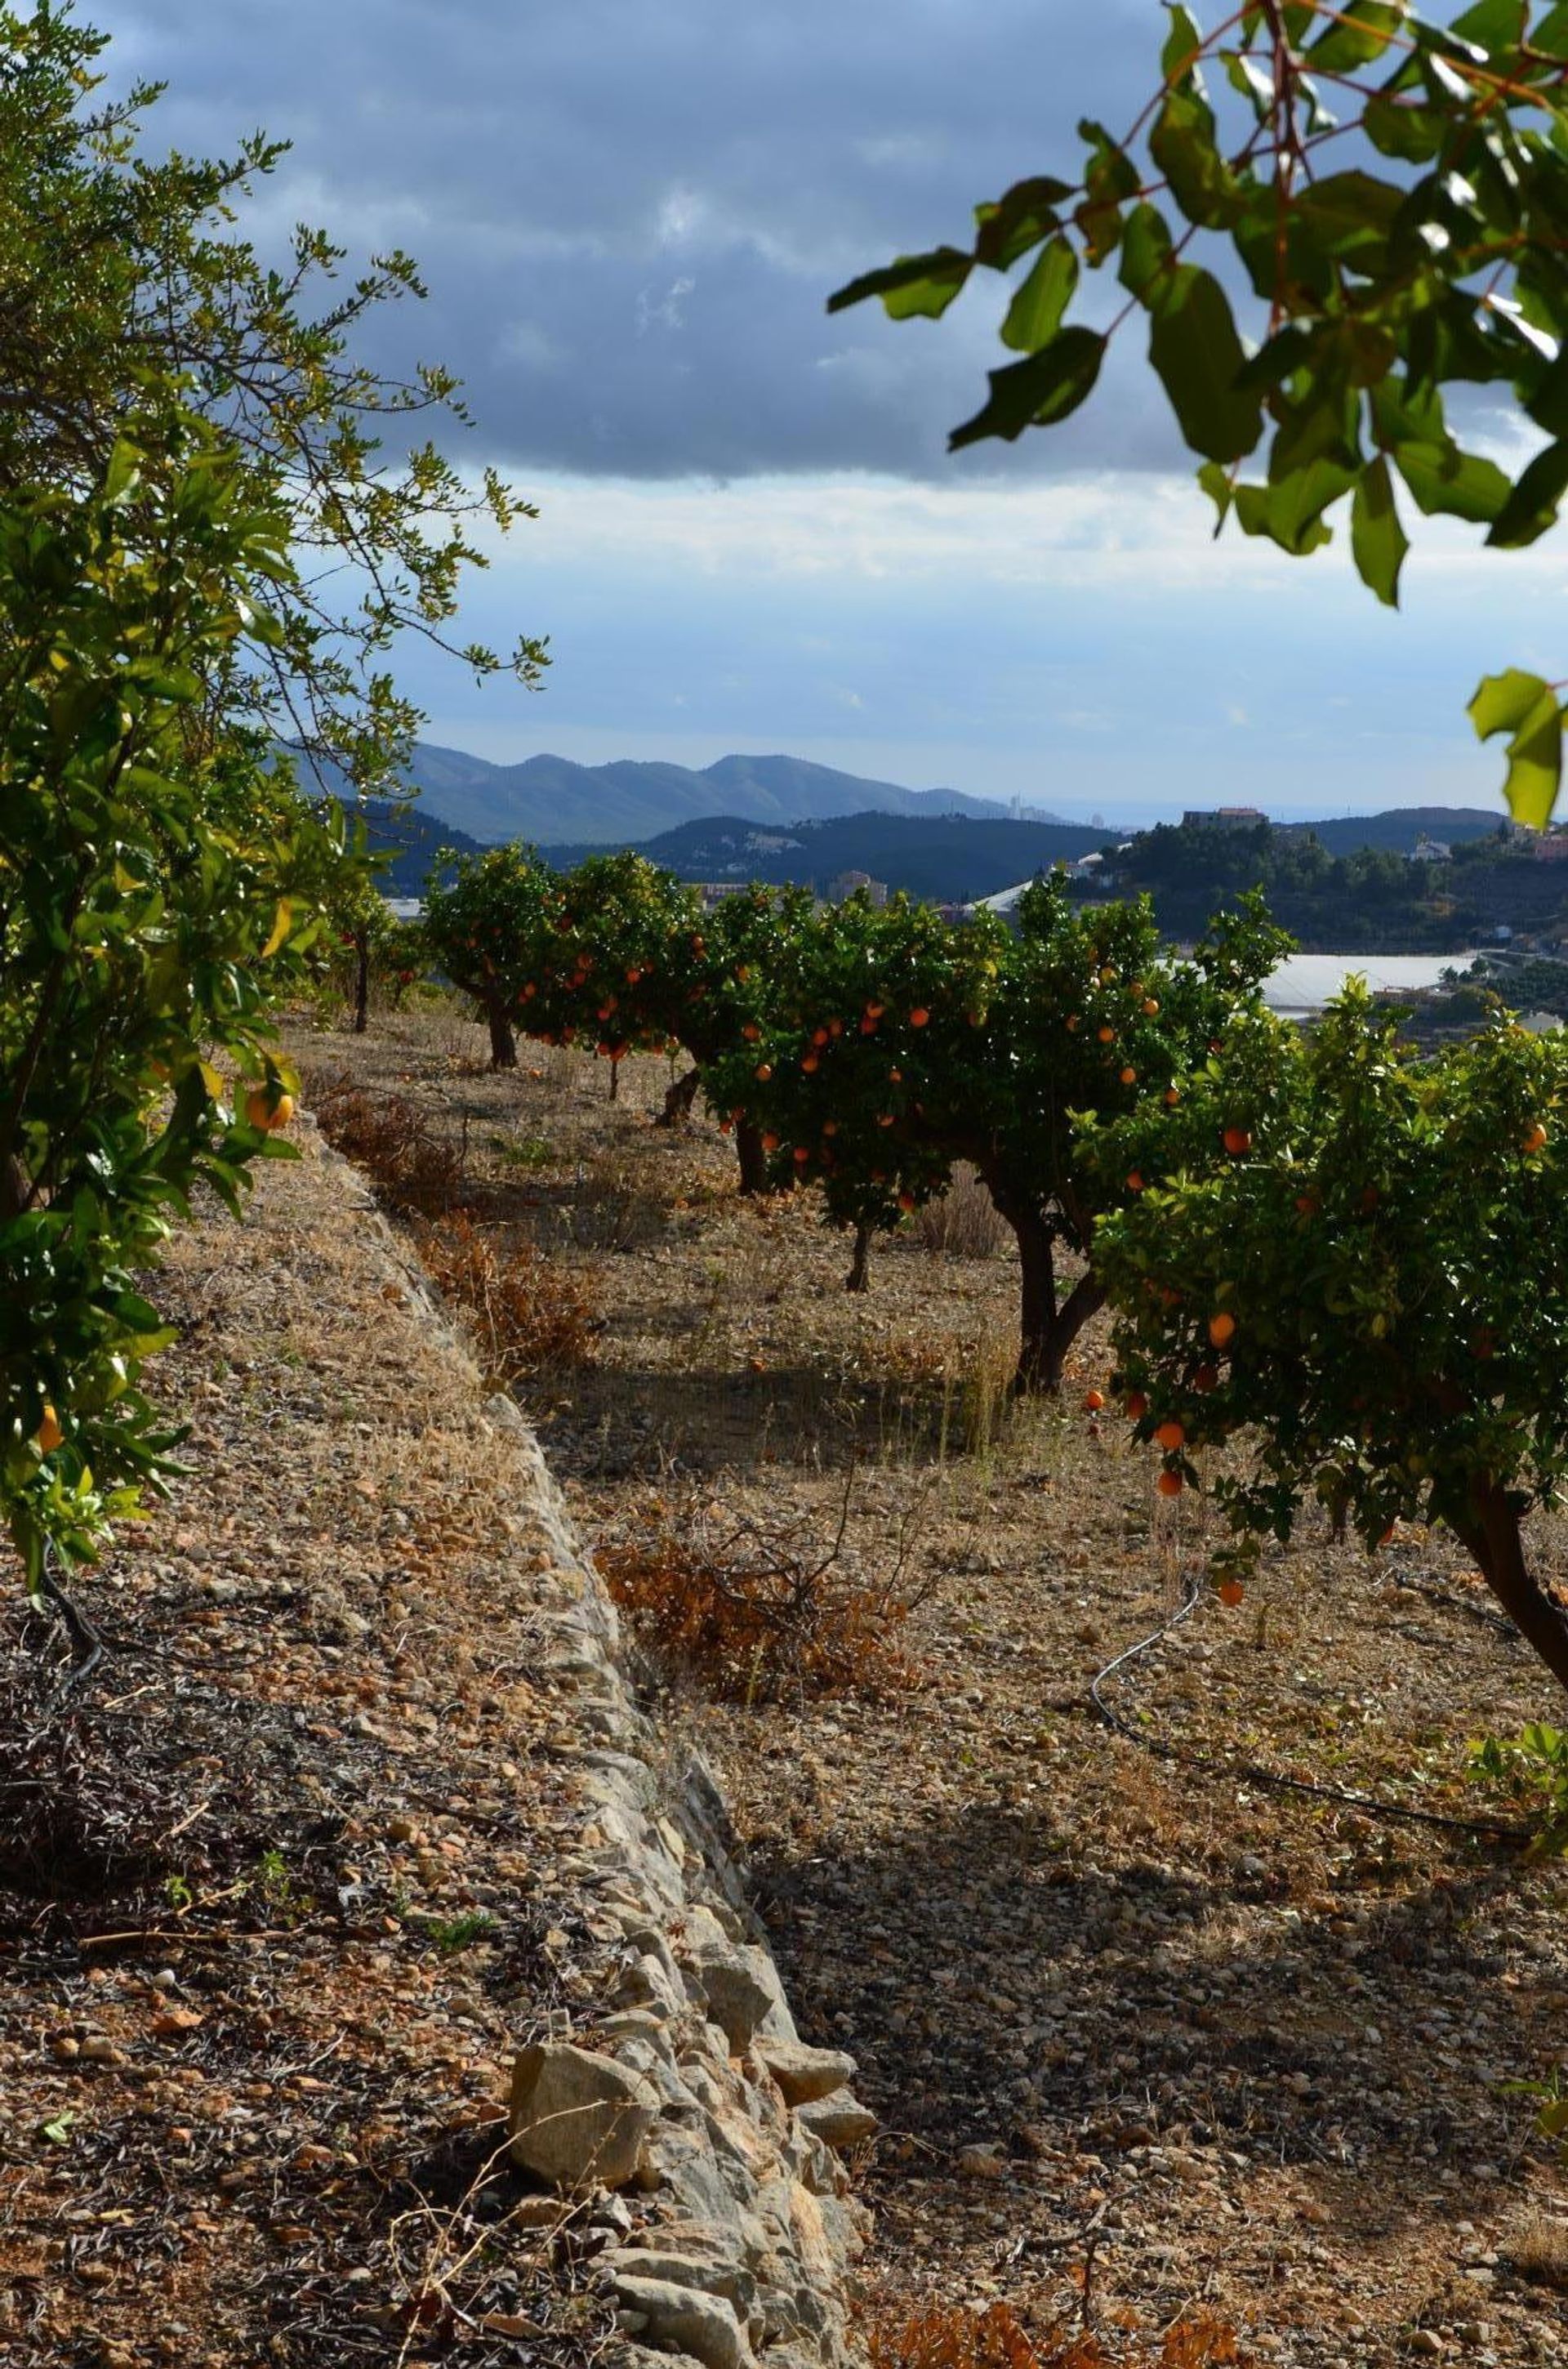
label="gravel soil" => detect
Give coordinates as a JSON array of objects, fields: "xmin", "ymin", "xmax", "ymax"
[
  {"xmin": 0, "ymin": 1119, "xmax": 630, "ymax": 2367},
  {"xmin": 284, "ymin": 1010, "xmax": 1568, "ymax": 2368}
]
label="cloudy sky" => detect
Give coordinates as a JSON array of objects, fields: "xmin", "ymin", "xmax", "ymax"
[{"xmin": 102, "ymin": 0, "xmax": 1566, "ymax": 822}]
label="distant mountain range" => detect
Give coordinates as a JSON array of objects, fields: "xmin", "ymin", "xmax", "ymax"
[
  {"xmin": 1277, "ymin": 806, "xmax": 1508, "ymax": 854},
  {"xmin": 542, "ymin": 810, "xmax": 1105, "ymax": 903},
  {"xmin": 322, "ymin": 743, "xmax": 1059, "ymax": 845}
]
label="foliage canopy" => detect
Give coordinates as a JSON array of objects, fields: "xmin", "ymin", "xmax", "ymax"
[{"xmin": 832, "ymin": 0, "xmax": 1568, "ymax": 823}]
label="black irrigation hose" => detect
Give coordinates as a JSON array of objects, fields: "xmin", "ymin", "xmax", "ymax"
[{"xmin": 1089, "ymin": 1572, "xmax": 1530, "ymax": 1844}]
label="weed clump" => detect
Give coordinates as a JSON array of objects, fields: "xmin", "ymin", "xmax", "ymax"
[
  {"xmin": 916, "ymin": 1164, "xmax": 1007, "ymax": 1260},
  {"xmin": 416, "ymin": 1211, "xmax": 598, "ymax": 1383},
  {"xmin": 869, "ymin": 2302, "xmax": 1248, "ymax": 2369},
  {"xmin": 598, "ymin": 1488, "xmax": 922, "ymax": 1703},
  {"xmin": 307, "ymin": 1073, "xmax": 463, "ymax": 1215}
]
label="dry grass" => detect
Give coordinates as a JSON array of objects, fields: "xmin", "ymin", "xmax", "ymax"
[
  {"xmin": 305, "ymin": 1070, "xmax": 465, "ymax": 1214},
  {"xmin": 599, "ymin": 1482, "xmax": 925, "ymax": 1702},
  {"xmin": 917, "ymin": 1164, "xmax": 1009, "ymax": 1260},
  {"xmin": 1501, "ymin": 2205, "xmax": 1568, "ymax": 2290},
  {"xmin": 869, "ymin": 2302, "xmax": 1248, "ymax": 2369},
  {"xmin": 414, "ymin": 1209, "xmax": 598, "ymax": 1383}
]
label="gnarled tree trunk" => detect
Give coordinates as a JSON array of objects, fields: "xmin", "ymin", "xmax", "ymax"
[
  {"xmin": 987, "ymin": 1186, "xmax": 1106, "ymax": 1395},
  {"xmin": 1454, "ymin": 1478, "xmax": 1568, "ymax": 1702},
  {"xmin": 483, "ymin": 995, "xmax": 517, "ymax": 1071},
  {"xmin": 353, "ymin": 929, "xmax": 371, "ymax": 1035},
  {"xmin": 844, "ymin": 1219, "xmax": 872, "ymax": 1295},
  {"xmin": 658, "ymin": 1064, "xmax": 702, "ymax": 1127},
  {"xmin": 735, "ymin": 1116, "xmax": 769, "ymax": 1196}
]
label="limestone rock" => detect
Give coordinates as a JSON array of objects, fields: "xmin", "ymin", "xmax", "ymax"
[
  {"xmin": 753, "ymin": 2038, "xmax": 858, "ymax": 2107},
  {"xmin": 795, "ymin": 2094, "xmax": 878, "ymax": 2149},
  {"xmin": 509, "ymin": 2041, "xmax": 658, "ymax": 2190},
  {"xmin": 612, "ymin": 2273, "xmax": 752, "ymax": 2369},
  {"xmin": 687, "ymin": 1943, "xmax": 783, "ymax": 2050}
]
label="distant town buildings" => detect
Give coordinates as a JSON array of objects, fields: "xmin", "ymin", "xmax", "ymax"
[
  {"xmin": 1181, "ymin": 805, "xmax": 1267, "ymax": 830},
  {"xmin": 1407, "ymin": 835, "xmax": 1452, "ymax": 864},
  {"xmin": 1535, "ymin": 828, "xmax": 1568, "ymax": 863},
  {"xmin": 826, "ymin": 869, "xmax": 889, "ymax": 907}
]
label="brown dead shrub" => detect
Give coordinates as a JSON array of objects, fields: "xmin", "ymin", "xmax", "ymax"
[
  {"xmin": 869, "ymin": 2304, "xmax": 1247, "ymax": 2369},
  {"xmin": 416, "ymin": 1211, "xmax": 598, "ymax": 1383},
  {"xmin": 597, "ymin": 1487, "xmax": 923, "ymax": 1703},
  {"xmin": 306, "ymin": 1072, "xmax": 463, "ymax": 1215},
  {"xmin": 916, "ymin": 1164, "xmax": 1007, "ymax": 1260}
]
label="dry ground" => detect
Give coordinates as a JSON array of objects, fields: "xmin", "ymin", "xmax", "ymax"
[
  {"xmin": 283, "ymin": 1004, "xmax": 1568, "ymax": 2368},
  {"xmin": 0, "ymin": 1122, "xmax": 635, "ymax": 2367}
]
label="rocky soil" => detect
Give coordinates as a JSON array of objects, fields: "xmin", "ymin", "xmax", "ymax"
[
  {"xmin": 0, "ymin": 1113, "xmax": 862, "ymax": 2367},
  {"xmin": 287, "ymin": 1011, "xmax": 1568, "ymax": 2367}
]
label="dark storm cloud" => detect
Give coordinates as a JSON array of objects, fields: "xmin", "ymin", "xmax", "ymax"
[{"xmin": 102, "ymin": 0, "xmax": 1184, "ymax": 480}]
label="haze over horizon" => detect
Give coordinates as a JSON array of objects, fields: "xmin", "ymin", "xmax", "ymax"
[{"xmin": 104, "ymin": 1, "xmax": 1568, "ymax": 823}]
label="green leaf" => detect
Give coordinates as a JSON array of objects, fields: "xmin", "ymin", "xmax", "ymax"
[
  {"xmin": 949, "ymin": 329, "xmax": 1107, "ymax": 448},
  {"xmin": 1118, "ymin": 203, "xmax": 1174, "ymax": 304},
  {"xmin": 1469, "ymin": 669, "xmax": 1566, "ymax": 829},
  {"xmin": 1292, "ymin": 172, "xmax": 1405, "ymax": 269},
  {"xmin": 1149, "ymin": 91, "xmax": 1246, "ymax": 230},
  {"xmin": 1350, "ymin": 456, "xmax": 1409, "ymax": 606},
  {"xmin": 1000, "ymin": 237, "xmax": 1079, "ymax": 352},
  {"xmin": 1362, "ymin": 95, "xmax": 1446, "ymax": 163},
  {"xmin": 1486, "ymin": 439, "xmax": 1568, "ymax": 549},
  {"xmin": 1525, "ymin": 346, "xmax": 1568, "ymax": 440},
  {"xmin": 826, "ymin": 248, "xmax": 973, "ymax": 319},
  {"xmin": 1146, "ymin": 267, "xmax": 1263, "ymax": 463},
  {"xmin": 1160, "ymin": 2, "xmax": 1205, "ymax": 84},
  {"xmin": 1392, "ymin": 440, "xmax": 1510, "ymax": 523},
  {"xmin": 1307, "ymin": 0, "xmax": 1405, "ymax": 70},
  {"xmin": 1468, "ymin": 667, "xmax": 1555, "ymax": 742},
  {"xmin": 102, "ymin": 442, "xmax": 143, "ymax": 508},
  {"xmin": 1449, "ymin": 0, "xmax": 1526, "ymax": 49},
  {"xmin": 973, "ymin": 177, "xmax": 1073, "ymax": 270}
]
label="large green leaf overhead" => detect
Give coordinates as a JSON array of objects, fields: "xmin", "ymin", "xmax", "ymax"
[{"xmin": 828, "ymin": 0, "xmax": 1568, "ymax": 827}]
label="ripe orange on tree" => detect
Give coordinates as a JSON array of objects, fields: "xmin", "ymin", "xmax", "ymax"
[{"xmin": 1087, "ymin": 988, "xmax": 1568, "ymax": 1702}]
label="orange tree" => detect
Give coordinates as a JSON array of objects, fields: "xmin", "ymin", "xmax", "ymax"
[
  {"xmin": 1085, "ymin": 988, "xmax": 1568, "ymax": 1701},
  {"xmin": 705, "ymin": 879, "xmax": 1289, "ymax": 1390},
  {"xmin": 1, "ymin": 436, "xmax": 338, "ymax": 1590},
  {"xmin": 423, "ymin": 844, "xmax": 565, "ymax": 1070},
  {"xmin": 424, "ymin": 845, "xmax": 814, "ymax": 1185}
]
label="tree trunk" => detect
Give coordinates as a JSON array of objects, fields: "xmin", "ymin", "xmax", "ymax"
[
  {"xmin": 735, "ymin": 1117, "xmax": 769, "ymax": 1195},
  {"xmin": 608, "ymin": 1057, "xmax": 620, "ymax": 1103},
  {"xmin": 484, "ymin": 996, "xmax": 517, "ymax": 1070},
  {"xmin": 658, "ymin": 1065, "xmax": 702, "ymax": 1127},
  {"xmin": 1005, "ymin": 1208, "xmax": 1106, "ymax": 1395},
  {"xmin": 845, "ymin": 1219, "xmax": 872, "ymax": 1295},
  {"xmin": 353, "ymin": 929, "xmax": 371, "ymax": 1035},
  {"xmin": 1454, "ymin": 1478, "xmax": 1568, "ymax": 1702}
]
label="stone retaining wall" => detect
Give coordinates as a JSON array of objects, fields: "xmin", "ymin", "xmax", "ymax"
[{"xmin": 323, "ymin": 1135, "xmax": 871, "ymax": 2369}]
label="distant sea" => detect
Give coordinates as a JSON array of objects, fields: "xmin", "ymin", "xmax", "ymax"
[{"xmin": 1264, "ymin": 953, "xmax": 1475, "ymax": 1018}]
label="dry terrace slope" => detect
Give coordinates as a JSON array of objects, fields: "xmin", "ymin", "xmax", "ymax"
[
  {"xmin": 289, "ymin": 1011, "xmax": 1568, "ymax": 2364},
  {"xmin": 0, "ymin": 1118, "xmax": 644, "ymax": 2366}
]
